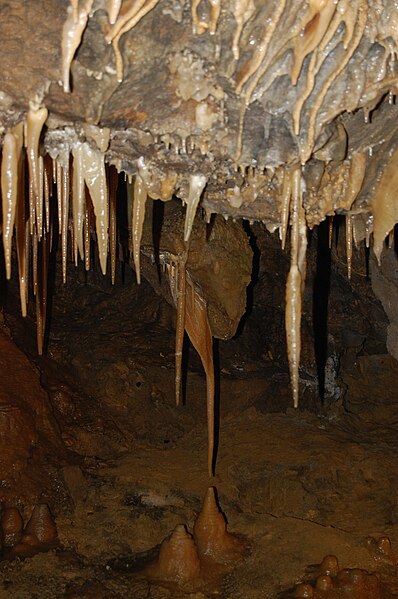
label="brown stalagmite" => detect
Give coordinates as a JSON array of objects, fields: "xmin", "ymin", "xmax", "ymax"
[
  {"xmin": 132, "ymin": 175, "xmax": 147, "ymax": 284},
  {"xmin": 193, "ymin": 487, "xmax": 244, "ymax": 563},
  {"xmin": 109, "ymin": 165, "xmax": 118, "ymax": 285},
  {"xmin": 175, "ymin": 250, "xmax": 188, "ymax": 407},
  {"xmin": 1, "ymin": 507, "xmax": 23, "ymax": 547},
  {"xmin": 26, "ymin": 105, "xmax": 48, "ymax": 228},
  {"xmin": 285, "ymin": 166, "xmax": 306, "ymax": 409},
  {"xmin": 25, "ymin": 504, "xmax": 58, "ymax": 546},
  {"xmin": 147, "ymin": 524, "xmax": 201, "ymax": 583},
  {"xmin": 184, "ymin": 275, "xmax": 215, "ymax": 477}
]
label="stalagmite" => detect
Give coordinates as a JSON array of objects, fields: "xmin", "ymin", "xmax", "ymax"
[
  {"xmin": 80, "ymin": 143, "xmax": 109, "ymax": 275},
  {"xmin": 184, "ymin": 174, "xmax": 207, "ymax": 242},
  {"xmin": 285, "ymin": 167, "xmax": 306, "ymax": 408},
  {"xmin": 193, "ymin": 486, "xmax": 244, "ymax": 563},
  {"xmin": 62, "ymin": 0, "xmax": 94, "ymax": 93},
  {"xmin": 1, "ymin": 131, "xmax": 20, "ymax": 279},
  {"xmin": 132, "ymin": 175, "xmax": 147, "ymax": 284},
  {"xmin": 26, "ymin": 106, "xmax": 48, "ymax": 233},
  {"xmin": 372, "ymin": 146, "xmax": 398, "ymax": 263},
  {"xmin": 25, "ymin": 504, "xmax": 58, "ymax": 546},
  {"xmin": 147, "ymin": 524, "xmax": 201, "ymax": 582}
]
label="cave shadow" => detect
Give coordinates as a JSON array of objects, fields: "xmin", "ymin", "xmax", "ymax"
[
  {"xmin": 312, "ymin": 220, "xmax": 331, "ymax": 402},
  {"xmin": 233, "ymin": 221, "xmax": 261, "ymax": 339}
]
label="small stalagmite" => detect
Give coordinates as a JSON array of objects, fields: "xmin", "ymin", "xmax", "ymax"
[
  {"xmin": 147, "ymin": 524, "xmax": 201, "ymax": 583},
  {"xmin": 24, "ymin": 504, "xmax": 58, "ymax": 546},
  {"xmin": 193, "ymin": 487, "xmax": 244, "ymax": 564},
  {"xmin": 294, "ymin": 583, "xmax": 314, "ymax": 597},
  {"xmin": 0, "ymin": 507, "xmax": 23, "ymax": 547}
]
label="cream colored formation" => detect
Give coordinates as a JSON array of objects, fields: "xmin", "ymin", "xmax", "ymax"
[{"xmin": 0, "ymin": 0, "xmax": 397, "ymax": 477}]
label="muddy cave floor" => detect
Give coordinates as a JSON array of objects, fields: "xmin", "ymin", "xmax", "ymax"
[{"xmin": 1, "ymin": 227, "xmax": 398, "ymax": 598}]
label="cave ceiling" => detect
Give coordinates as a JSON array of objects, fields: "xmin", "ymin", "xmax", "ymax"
[{"xmin": 0, "ymin": 0, "xmax": 397, "ymax": 412}]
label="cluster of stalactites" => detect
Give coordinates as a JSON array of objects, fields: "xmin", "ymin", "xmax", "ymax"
[
  {"xmin": 0, "ymin": 106, "xmax": 210, "ymax": 358},
  {"xmin": 233, "ymin": 0, "xmax": 370, "ymax": 163}
]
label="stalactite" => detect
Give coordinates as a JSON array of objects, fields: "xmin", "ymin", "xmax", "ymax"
[
  {"xmin": 285, "ymin": 166, "xmax": 306, "ymax": 409},
  {"xmin": 36, "ymin": 231, "xmax": 50, "ymax": 356},
  {"xmin": 43, "ymin": 155, "xmax": 52, "ymax": 234},
  {"xmin": 184, "ymin": 174, "xmax": 207, "ymax": 242},
  {"xmin": 15, "ymin": 154, "xmax": 28, "ymax": 317},
  {"xmin": 372, "ymin": 145, "xmax": 398, "ymax": 263},
  {"xmin": 300, "ymin": 2, "xmax": 367, "ymax": 163},
  {"xmin": 175, "ymin": 250, "xmax": 188, "ymax": 407},
  {"xmin": 291, "ymin": 1, "xmax": 337, "ymax": 86},
  {"xmin": 61, "ymin": 165, "xmax": 70, "ymax": 284},
  {"xmin": 132, "ymin": 175, "xmax": 147, "ymax": 284},
  {"xmin": 62, "ymin": 0, "xmax": 94, "ymax": 93},
  {"xmin": 328, "ymin": 215, "xmax": 334, "ymax": 249},
  {"xmin": 184, "ymin": 274, "xmax": 215, "ymax": 477},
  {"xmin": 32, "ymin": 228, "xmax": 38, "ymax": 298},
  {"xmin": 106, "ymin": 0, "xmax": 123, "ymax": 24},
  {"xmin": 84, "ymin": 192, "xmax": 92, "ymax": 271},
  {"xmin": 232, "ymin": 0, "xmax": 255, "ymax": 60},
  {"xmin": 79, "ymin": 143, "xmax": 109, "ymax": 275},
  {"xmin": 105, "ymin": 0, "xmax": 161, "ymax": 82},
  {"xmin": 109, "ymin": 166, "xmax": 118, "ymax": 285},
  {"xmin": 1, "ymin": 129, "xmax": 20, "ymax": 279},
  {"xmin": 72, "ymin": 143, "xmax": 86, "ymax": 263},
  {"xmin": 235, "ymin": 0, "xmax": 286, "ymax": 98},
  {"xmin": 346, "ymin": 214, "xmax": 353, "ymax": 280},
  {"xmin": 26, "ymin": 106, "xmax": 48, "ymax": 235},
  {"xmin": 280, "ymin": 166, "xmax": 291, "ymax": 250},
  {"xmin": 56, "ymin": 161, "xmax": 63, "ymax": 232}
]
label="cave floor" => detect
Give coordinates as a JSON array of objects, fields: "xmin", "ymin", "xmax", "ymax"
[{"xmin": 1, "ymin": 254, "xmax": 398, "ymax": 598}]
